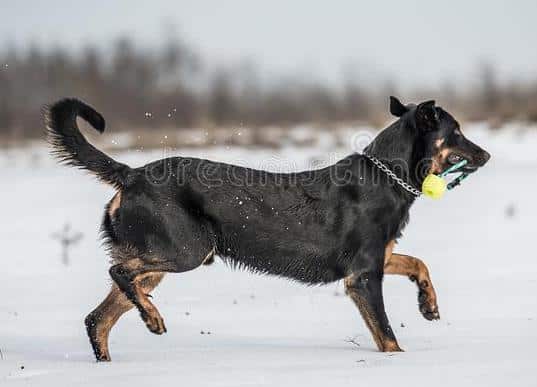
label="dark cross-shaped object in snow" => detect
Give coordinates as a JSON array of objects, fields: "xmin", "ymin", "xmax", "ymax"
[{"xmin": 52, "ymin": 223, "xmax": 83, "ymax": 266}]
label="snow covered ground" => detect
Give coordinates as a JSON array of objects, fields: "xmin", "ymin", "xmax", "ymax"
[{"xmin": 0, "ymin": 125, "xmax": 536, "ymax": 386}]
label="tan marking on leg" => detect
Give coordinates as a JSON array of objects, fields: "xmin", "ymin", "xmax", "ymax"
[
  {"xmin": 345, "ymin": 271, "xmax": 403, "ymax": 352},
  {"xmin": 88, "ymin": 285, "xmax": 132, "ymax": 361},
  {"xmin": 132, "ymin": 272, "xmax": 167, "ymax": 334},
  {"xmin": 384, "ymin": 240, "xmax": 395, "ymax": 263},
  {"xmin": 87, "ymin": 272, "xmax": 164, "ymax": 361},
  {"xmin": 346, "ymin": 286, "xmax": 383, "ymax": 350},
  {"xmin": 108, "ymin": 191, "xmax": 122, "ymax": 216},
  {"xmin": 384, "ymin": 253, "xmax": 439, "ymax": 320}
]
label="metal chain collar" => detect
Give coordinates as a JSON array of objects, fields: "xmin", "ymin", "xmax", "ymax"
[{"xmin": 363, "ymin": 154, "xmax": 422, "ymax": 197}]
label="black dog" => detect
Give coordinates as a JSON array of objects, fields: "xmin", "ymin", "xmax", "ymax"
[{"xmin": 46, "ymin": 96, "xmax": 489, "ymax": 361}]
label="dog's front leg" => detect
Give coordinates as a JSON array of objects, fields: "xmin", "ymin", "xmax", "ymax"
[
  {"xmin": 384, "ymin": 253, "xmax": 440, "ymax": 321},
  {"xmin": 344, "ymin": 249, "xmax": 402, "ymax": 352}
]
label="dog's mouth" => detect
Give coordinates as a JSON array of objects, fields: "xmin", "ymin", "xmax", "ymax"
[{"xmin": 447, "ymin": 153, "xmax": 479, "ymax": 173}]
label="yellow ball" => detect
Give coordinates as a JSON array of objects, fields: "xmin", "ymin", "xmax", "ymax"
[{"xmin": 422, "ymin": 174, "xmax": 447, "ymax": 199}]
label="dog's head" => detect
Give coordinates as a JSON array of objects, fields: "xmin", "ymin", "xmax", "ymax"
[{"xmin": 388, "ymin": 96, "xmax": 490, "ymax": 176}]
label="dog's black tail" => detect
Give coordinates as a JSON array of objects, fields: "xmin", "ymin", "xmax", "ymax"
[{"xmin": 45, "ymin": 98, "xmax": 132, "ymax": 189}]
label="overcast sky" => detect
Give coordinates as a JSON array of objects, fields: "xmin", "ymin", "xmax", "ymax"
[{"xmin": 2, "ymin": 0, "xmax": 536, "ymax": 88}]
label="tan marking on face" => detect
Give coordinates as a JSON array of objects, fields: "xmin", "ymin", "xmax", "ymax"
[
  {"xmin": 430, "ymin": 148, "xmax": 451, "ymax": 175},
  {"xmin": 108, "ymin": 191, "xmax": 122, "ymax": 216},
  {"xmin": 435, "ymin": 138, "xmax": 445, "ymax": 148}
]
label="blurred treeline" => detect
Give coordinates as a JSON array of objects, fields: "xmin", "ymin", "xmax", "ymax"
[{"xmin": 2, "ymin": 35, "xmax": 537, "ymax": 141}]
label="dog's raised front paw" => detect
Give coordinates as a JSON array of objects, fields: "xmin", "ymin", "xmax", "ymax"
[{"xmin": 418, "ymin": 288, "xmax": 440, "ymax": 321}]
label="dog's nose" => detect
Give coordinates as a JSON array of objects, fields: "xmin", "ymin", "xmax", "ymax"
[
  {"xmin": 472, "ymin": 150, "xmax": 490, "ymax": 167},
  {"xmin": 479, "ymin": 150, "xmax": 491, "ymax": 165}
]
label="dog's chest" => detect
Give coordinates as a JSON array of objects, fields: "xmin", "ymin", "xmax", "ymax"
[{"xmin": 393, "ymin": 207, "xmax": 411, "ymax": 239}]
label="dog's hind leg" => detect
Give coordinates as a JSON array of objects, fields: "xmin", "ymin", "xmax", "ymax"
[
  {"xmin": 109, "ymin": 259, "xmax": 175, "ymax": 335},
  {"xmin": 108, "ymin": 257, "xmax": 202, "ymax": 336},
  {"xmin": 345, "ymin": 243, "xmax": 402, "ymax": 352},
  {"xmin": 384, "ymin": 252, "xmax": 440, "ymax": 321},
  {"xmin": 85, "ymin": 272, "xmax": 165, "ymax": 361}
]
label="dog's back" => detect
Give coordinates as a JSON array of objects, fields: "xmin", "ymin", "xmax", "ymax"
[{"xmin": 103, "ymin": 155, "xmax": 376, "ymax": 284}]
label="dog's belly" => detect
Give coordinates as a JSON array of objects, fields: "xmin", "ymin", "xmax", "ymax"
[
  {"xmin": 213, "ymin": 218, "xmax": 352, "ymax": 284},
  {"xmin": 218, "ymin": 247, "xmax": 349, "ymax": 284}
]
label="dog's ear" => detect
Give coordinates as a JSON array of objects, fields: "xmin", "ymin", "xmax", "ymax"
[
  {"xmin": 389, "ymin": 96, "xmax": 408, "ymax": 117},
  {"xmin": 415, "ymin": 100, "xmax": 438, "ymax": 131}
]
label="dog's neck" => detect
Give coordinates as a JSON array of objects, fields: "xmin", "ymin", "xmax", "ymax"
[{"xmin": 363, "ymin": 118, "xmax": 425, "ymax": 192}]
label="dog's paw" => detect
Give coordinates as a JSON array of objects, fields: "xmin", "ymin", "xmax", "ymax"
[
  {"xmin": 141, "ymin": 311, "xmax": 167, "ymax": 334},
  {"xmin": 418, "ymin": 288, "xmax": 440, "ymax": 321},
  {"xmin": 381, "ymin": 340, "xmax": 404, "ymax": 352},
  {"xmin": 95, "ymin": 352, "xmax": 112, "ymax": 362}
]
